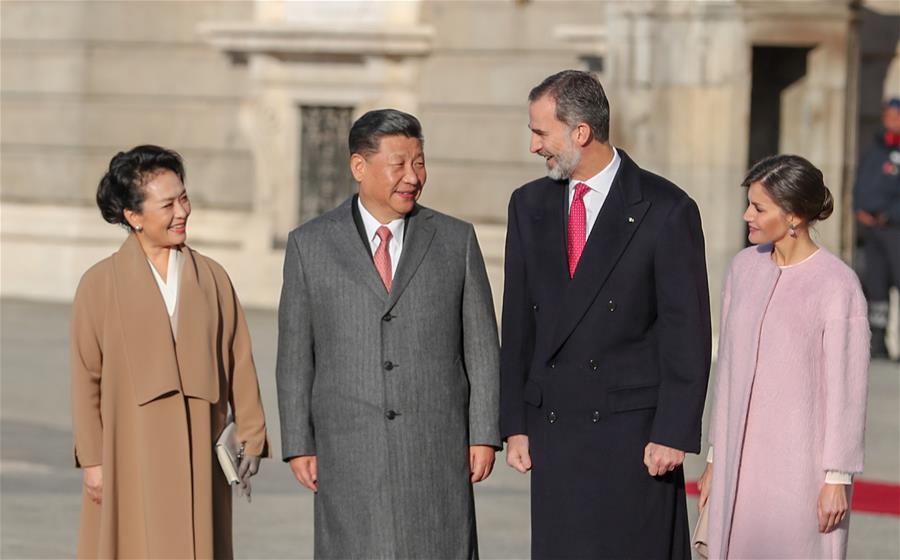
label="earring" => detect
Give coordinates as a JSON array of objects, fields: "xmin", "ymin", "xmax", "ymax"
[
  {"xmin": 135, "ymin": 225, "xmax": 143, "ymax": 233},
  {"xmin": 788, "ymin": 223, "xmax": 797, "ymax": 238}
]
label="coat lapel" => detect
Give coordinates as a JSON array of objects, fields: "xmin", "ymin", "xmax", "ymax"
[
  {"xmin": 385, "ymin": 205, "xmax": 435, "ymax": 312},
  {"xmin": 531, "ymin": 180, "xmax": 571, "ymax": 288},
  {"xmin": 173, "ymin": 247, "xmax": 219, "ymax": 403},
  {"xmin": 548, "ymin": 152, "xmax": 651, "ymax": 356},
  {"xmin": 113, "ymin": 235, "xmax": 184, "ymax": 405},
  {"xmin": 328, "ymin": 197, "xmax": 390, "ymax": 304}
]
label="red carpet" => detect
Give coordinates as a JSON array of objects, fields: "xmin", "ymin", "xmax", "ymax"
[{"xmin": 685, "ymin": 479, "xmax": 900, "ymax": 516}]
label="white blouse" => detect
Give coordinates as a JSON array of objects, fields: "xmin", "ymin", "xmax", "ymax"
[{"xmin": 148, "ymin": 248, "xmax": 182, "ymax": 323}]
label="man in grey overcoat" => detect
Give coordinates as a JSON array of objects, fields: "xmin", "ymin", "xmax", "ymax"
[{"xmin": 276, "ymin": 108, "xmax": 501, "ymax": 559}]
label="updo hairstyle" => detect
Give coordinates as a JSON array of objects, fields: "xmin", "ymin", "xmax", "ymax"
[
  {"xmin": 741, "ymin": 154, "xmax": 834, "ymax": 224},
  {"xmin": 96, "ymin": 145, "xmax": 185, "ymax": 229}
]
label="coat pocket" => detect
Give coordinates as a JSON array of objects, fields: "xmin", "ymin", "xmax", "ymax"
[{"xmin": 608, "ymin": 383, "xmax": 659, "ymax": 413}]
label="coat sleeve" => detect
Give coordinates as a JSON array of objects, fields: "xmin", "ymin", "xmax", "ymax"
[
  {"xmin": 707, "ymin": 261, "xmax": 735, "ymax": 454},
  {"xmin": 649, "ymin": 195, "xmax": 712, "ymax": 453},
  {"xmin": 70, "ymin": 274, "xmax": 104, "ymax": 468},
  {"xmin": 222, "ymin": 275, "xmax": 270, "ymax": 458},
  {"xmin": 461, "ymin": 224, "xmax": 501, "ymax": 448},
  {"xmin": 821, "ymin": 283, "xmax": 870, "ymax": 474},
  {"xmin": 499, "ymin": 191, "xmax": 536, "ymax": 440},
  {"xmin": 276, "ymin": 232, "xmax": 317, "ymax": 460}
]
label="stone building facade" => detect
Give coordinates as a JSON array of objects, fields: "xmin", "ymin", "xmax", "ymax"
[{"xmin": 2, "ymin": 0, "xmax": 899, "ymax": 322}]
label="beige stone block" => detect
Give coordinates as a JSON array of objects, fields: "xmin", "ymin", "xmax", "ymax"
[
  {"xmin": 1, "ymin": 97, "xmax": 249, "ymax": 151},
  {"xmin": 1, "ymin": 146, "xmax": 254, "ymax": 210},
  {"xmin": 0, "ymin": 45, "xmax": 87, "ymax": 94},
  {"xmin": 1, "ymin": 147, "xmax": 94, "ymax": 204},
  {"xmin": 418, "ymin": 159, "xmax": 545, "ymax": 224},
  {"xmin": 422, "ymin": 0, "xmax": 605, "ymax": 51},
  {"xmin": 419, "ymin": 53, "xmax": 580, "ymax": 107},
  {"xmin": 420, "ymin": 108, "xmax": 534, "ymax": 166},
  {"xmin": 1, "ymin": 0, "xmax": 253, "ymax": 43},
  {"xmin": 86, "ymin": 46, "xmax": 249, "ymax": 98},
  {"xmin": 0, "ymin": 97, "xmax": 84, "ymax": 147},
  {"xmin": 0, "ymin": 0, "xmax": 87, "ymax": 41}
]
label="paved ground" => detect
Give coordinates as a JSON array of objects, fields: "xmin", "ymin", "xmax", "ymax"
[{"xmin": 1, "ymin": 298, "xmax": 898, "ymax": 559}]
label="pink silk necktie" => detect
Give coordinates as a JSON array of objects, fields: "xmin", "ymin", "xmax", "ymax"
[
  {"xmin": 567, "ymin": 182, "xmax": 591, "ymax": 278},
  {"xmin": 374, "ymin": 226, "xmax": 393, "ymax": 291}
]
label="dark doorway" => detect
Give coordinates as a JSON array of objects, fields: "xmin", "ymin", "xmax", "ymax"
[{"xmin": 747, "ymin": 46, "xmax": 813, "ymax": 168}]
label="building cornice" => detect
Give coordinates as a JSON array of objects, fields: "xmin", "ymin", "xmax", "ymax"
[{"xmin": 196, "ymin": 22, "xmax": 435, "ymax": 58}]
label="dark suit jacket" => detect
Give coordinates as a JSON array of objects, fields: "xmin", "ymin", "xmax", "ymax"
[{"xmin": 499, "ymin": 150, "xmax": 711, "ymax": 558}]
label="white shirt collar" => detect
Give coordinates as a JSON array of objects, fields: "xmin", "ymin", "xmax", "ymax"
[
  {"xmin": 357, "ymin": 197, "xmax": 405, "ymax": 245},
  {"xmin": 568, "ymin": 146, "xmax": 621, "ymax": 196}
]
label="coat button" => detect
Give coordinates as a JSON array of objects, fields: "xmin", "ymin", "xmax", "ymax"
[
  {"xmin": 592, "ymin": 410, "xmax": 600, "ymax": 423},
  {"xmin": 532, "ymin": 304, "xmax": 539, "ymax": 311},
  {"xmin": 383, "ymin": 361, "xmax": 395, "ymax": 371},
  {"xmin": 589, "ymin": 359, "xmax": 599, "ymax": 371},
  {"xmin": 548, "ymin": 411, "xmax": 558, "ymax": 424},
  {"xmin": 549, "ymin": 361, "xmax": 556, "ymax": 369},
  {"xmin": 607, "ymin": 299, "xmax": 616, "ymax": 312},
  {"xmin": 382, "ymin": 313, "xmax": 393, "ymax": 322},
  {"xmin": 385, "ymin": 410, "xmax": 398, "ymax": 420}
]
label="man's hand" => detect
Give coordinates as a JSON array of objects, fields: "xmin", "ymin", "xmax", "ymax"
[
  {"xmin": 83, "ymin": 465, "xmax": 102, "ymax": 504},
  {"xmin": 697, "ymin": 462, "xmax": 712, "ymax": 511},
  {"xmin": 643, "ymin": 442, "xmax": 685, "ymax": 476},
  {"xmin": 505, "ymin": 434, "xmax": 532, "ymax": 473},
  {"xmin": 817, "ymin": 483, "xmax": 849, "ymax": 533},
  {"xmin": 469, "ymin": 445, "xmax": 496, "ymax": 483},
  {"xmin": 289, "ymin": 455, "xmax": 318, "ymax": 492}
]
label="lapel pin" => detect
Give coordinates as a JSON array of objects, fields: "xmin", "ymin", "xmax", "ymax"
[{"xmin": 627, "ymin": 216, "xmax": 635, "ymax": 223}]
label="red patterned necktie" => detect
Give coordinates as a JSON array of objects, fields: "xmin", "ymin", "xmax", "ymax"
[
  {"xmin": 567, "ymin": 182, "xmax": 591, "ymax": 278},
  {"xmin": 373, "ymin": 226, "xmax": 393, "ymax": 291}
]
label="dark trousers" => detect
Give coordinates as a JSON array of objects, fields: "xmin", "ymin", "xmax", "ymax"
[{"xmin": 861, "ymin": 226, "xmax": 900, "ymax": 304}]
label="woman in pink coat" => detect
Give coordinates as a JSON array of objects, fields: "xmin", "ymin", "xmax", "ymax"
[{"xmin": 697, "ymin": 155, "xmax": 870, "ymax": 559}]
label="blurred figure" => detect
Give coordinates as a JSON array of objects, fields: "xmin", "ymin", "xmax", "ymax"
[
  {"xmin": 71, "ymin": 145, "xmax": 269, "ymax": 558},
  {"xmin": 698, "ymin": 155, "xmax": 870, "ymax": 559},
  {"xmin": 854, "ymin": 97, "xmax": 900, "ymax": 360}
]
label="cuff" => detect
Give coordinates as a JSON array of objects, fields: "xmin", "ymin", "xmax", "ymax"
[
  {"xmin": 825, "ymin": 470, "xmax": 853, "ymax": 485},
  {"xmin": 706, "ymin": 446, "xmax": 714, "ymax": 463}
]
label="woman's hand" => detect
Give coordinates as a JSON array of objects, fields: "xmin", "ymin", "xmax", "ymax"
[
  {"xmin": 817, "ymin": 483, "xmax": 849, "ymax": 533},
  {"xmin": 83, "ymin": 465, "xmax": 102, "ymax": 504},
  {"xmin": 697, "ymin": 462, "xmax": 712, "ymax": 511}
]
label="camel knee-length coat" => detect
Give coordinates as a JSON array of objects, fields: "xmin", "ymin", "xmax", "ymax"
[{"xmin": 71, "ymin": 234, "xmax": 269, "ymax": 559}]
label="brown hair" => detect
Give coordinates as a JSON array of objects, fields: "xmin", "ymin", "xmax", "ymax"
[{"xmin": 742, "ymin": 154, "xmax": 833, "ymax": 223}]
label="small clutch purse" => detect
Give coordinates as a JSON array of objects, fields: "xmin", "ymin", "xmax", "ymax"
[
  {"xmin": 215, "ymin": 421, "xmax": 244, "ymax": 485},
  {"xmin": 692, "ymin": 501, "xmax": 710, "ymax": 559}
]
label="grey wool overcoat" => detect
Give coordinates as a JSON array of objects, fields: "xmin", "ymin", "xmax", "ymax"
[{"xmin": 276, "ymin": 196, "xmax": 501, "ymax": 559}]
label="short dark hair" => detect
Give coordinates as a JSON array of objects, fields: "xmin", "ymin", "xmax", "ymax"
[
  {"xmin": 742, "ymin": 154, "xmax": 834, "ymax": 224},
  {"xmin": 96, "ymin": 145, "xmax": 185, "ymax": 229},
  {"xmin": 348, "ymin": 109, "xmax": 424, "ymax": 157},
  {"xmin": 529, "ymin": 70, "xmax": 610, "ymax": 142}
]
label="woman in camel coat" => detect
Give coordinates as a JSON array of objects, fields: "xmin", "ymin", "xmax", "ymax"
[
  {"xmin": 697, "ymin": 155, "xmax": 870, "ymax": 559},
  {"xmin": 71, "ymin": 145, "xmax": 269, "ymax": 558}
]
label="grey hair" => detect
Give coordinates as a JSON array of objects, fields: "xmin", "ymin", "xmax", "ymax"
[{"xmin": 529, "ymin": 70, "xmax": 610, "ymax": 142}]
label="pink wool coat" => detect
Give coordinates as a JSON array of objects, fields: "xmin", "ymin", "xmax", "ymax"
[{"xmin": 707, "ymin": 245, "xmax": 870, "ymax": 559}]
